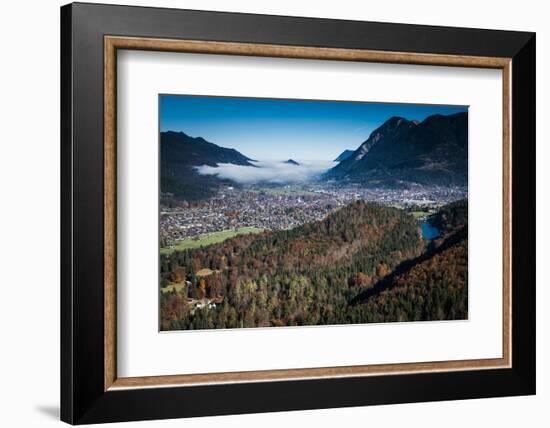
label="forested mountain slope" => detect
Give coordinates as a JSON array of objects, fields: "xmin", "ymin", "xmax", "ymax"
[
  {"xmin": 160, "ymin": 199, "xmax": 468, "ymax": 330},
  {"xmin": 160, "ymin": 201, "xmax": 423, "ymax": 330},
  {"xmin": 350, "ymin": 199, "xmax": 468, "ymax": 321}
]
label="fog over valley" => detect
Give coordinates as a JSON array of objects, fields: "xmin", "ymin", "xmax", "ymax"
[{"xmin": 195, "ymin": 159, "xmax": 334, "ymax": 185}]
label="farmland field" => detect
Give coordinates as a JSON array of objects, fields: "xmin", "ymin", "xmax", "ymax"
[{"xmin": 160, "ymin": 227, "xmax": 263, "ymax": 255}]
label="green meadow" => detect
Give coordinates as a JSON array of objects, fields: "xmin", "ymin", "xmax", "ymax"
[{"xmin": 160, "ymin": 227, "xmax": 263, "ymax": 256}]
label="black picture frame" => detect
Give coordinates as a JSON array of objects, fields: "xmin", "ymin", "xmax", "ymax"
[{"xmin": 61, "ymin": 2, "xmax": 535, "ymax": 424}]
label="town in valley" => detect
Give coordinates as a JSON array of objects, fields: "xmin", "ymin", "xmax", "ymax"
[
  {"xmin": 159, "ymin": 95, "xmax": 469, "ymax": 331},
  {"xmin": 160, "ymin": 183, "xmax": 466, "ymax": 250}
]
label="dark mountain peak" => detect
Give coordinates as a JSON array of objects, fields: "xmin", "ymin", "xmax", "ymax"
[
  {"xmin": 445, "ymin": 111, "xmax": 468, "ymax": 126},
  {"xmin": 326, "ymin": 112, "xmax": 468, "ymax": 186},
  {"xmin": 421, "ymin": 111, "xmax": 467, "ymax": 125},
  {"xmin": 341, "ymin": 116, "xmax": 414, "ymax": 166},
  {"xmin": 163, "ymin": 130, "xmax": 190, "ymax": 138},
  {"xmin": 334, "ymin": 149, "xmax": 354, "ymax": 162},
  {"xmin": 369, "ymin": 116, "xmax": 413, "ymax": 136},
  {"xmin": 161, "ymin": 131, "xmax": 256, "ymax": 202},
  {"xmin": 420, "ymin": 113, "xmax": 450, "ymax": 127},
  {"xmin": 161, "ymin": 131, "xmax": 253, "ymax": 165},
  {"xmin": 364, "ymin": 116, "xmax": 414, "ymax": 146},
  {"xmin": 285, "ymin": 159, "xmax": 300, "ymax": 166},
  {"xmin": 385, "ymin": 115, "xmax": 409, "ymax": 126}
]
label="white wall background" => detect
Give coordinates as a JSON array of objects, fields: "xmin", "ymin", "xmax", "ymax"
[{"xmin": 0, "ymin": 0, "xmax": 546, "ymax": 426}]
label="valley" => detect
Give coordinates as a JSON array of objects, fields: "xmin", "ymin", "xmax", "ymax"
[{"xmin": 158, "ymin": 105, "xmax": 469, "ymax": 331}]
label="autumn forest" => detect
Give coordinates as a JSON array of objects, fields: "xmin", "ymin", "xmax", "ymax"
[{"xmin": 160, "ymin": 200, "xmax": 468, "ymax": 330}]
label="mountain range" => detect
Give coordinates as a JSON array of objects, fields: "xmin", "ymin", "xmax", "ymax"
[
  {"xmin": 161, "ymin": 112, "xmax": 468, "ymax": 202},
  {"xmin": 161, "ymin": 131, "xmax": 254, "ymax": 203},
  {"xmin": 327, "ymin": 112, "xmax": 468, "ymax": 186},
  {"xmin": 161, "ymin": 131, "xmax": 254, "ymax": 168}
]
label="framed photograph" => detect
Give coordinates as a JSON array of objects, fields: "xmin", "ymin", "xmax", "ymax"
[{"xmin": 61, "ymin": 2, "xmax": 535, "ymax": 424}]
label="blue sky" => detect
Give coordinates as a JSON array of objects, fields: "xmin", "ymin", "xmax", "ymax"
[{"xmin": 160, "ymin": 95, "xmax": 467, "ymax": 161}]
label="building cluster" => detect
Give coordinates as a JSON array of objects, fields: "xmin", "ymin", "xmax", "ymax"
[{"xmin": 160, "ymin": 184, "xmax": 467, "ymax": 244}]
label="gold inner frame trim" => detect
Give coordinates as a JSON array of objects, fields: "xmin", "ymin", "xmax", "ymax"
[{"xmin": 104, "ymin": 35, "xmax": 512, "ymax": 391}]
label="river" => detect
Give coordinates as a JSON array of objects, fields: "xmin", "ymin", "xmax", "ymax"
[{"xmin": 419, "ymin": 220, "xmax": 440, "ymax": 240}]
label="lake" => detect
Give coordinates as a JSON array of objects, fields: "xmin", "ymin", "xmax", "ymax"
[{"xmin": 419, "ymin": 220, "xmax": 440, "ymax": 240}]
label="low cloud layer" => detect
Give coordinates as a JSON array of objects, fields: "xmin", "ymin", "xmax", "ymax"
[{"xmin": 195, "ymin": 160, "xmax": 334, "ymax": 185}]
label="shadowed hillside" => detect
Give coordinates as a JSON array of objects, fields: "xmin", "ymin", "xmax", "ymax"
[
  {"xmin": 161, "ymin": 131, "xmax": 254, "ymax": 203},
  {"xmin": 327, "ymin": 112, "xmax": 468, "ymax": 187}
]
